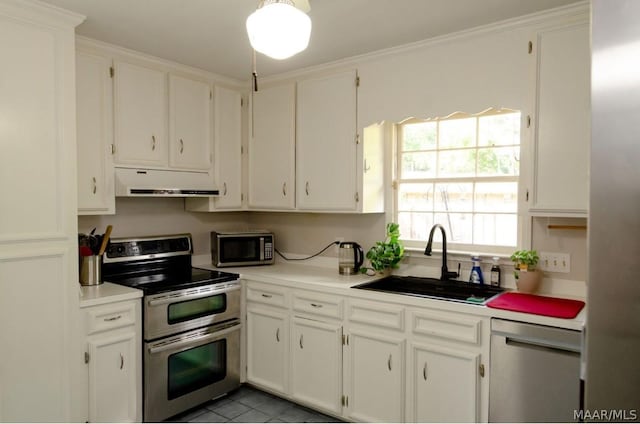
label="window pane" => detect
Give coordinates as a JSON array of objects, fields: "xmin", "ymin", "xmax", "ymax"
[
  {"xmin": 438, "ymin": 149, "xmax": 476, "ymax": 177},
  {"xmin": 439, "ymin": 117, "xmax": 476, "ymax": 149},
  {"xmin": 398, "ymin": 183, "xmax": 433, "ymax": 211},
  {"xmin": 477, "ymin": 146, "xmax": 519, "ymax": 176},
  {"xmin": 473, "ymin": 214, "xmax": 517, "ymax": 246},
  {"xmin": 434, "ymin": 183, "xmax": 473, "ymax": 212},
  {"xmin": 434, "ymin": 213, "xmax": 472, "ymax": 244},
  {"xmin": 478, "ymin": 113, "xmax": 521, "ymax": 146},
  {"xmin": 398, "ymin": 212, "xmax": 433, "ymax": 240},
  {"xmin": 475, "ymin": 182, "xmax": 518, "ymax": 213},
  {"xmin": 402, "ymin": 122, "xmax": 437, "ymax": 151},
  {"xmin": 402, "ymin": 152, "xmax": 436, "ymax": 178}
]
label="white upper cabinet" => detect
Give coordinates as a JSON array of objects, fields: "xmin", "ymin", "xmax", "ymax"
[
  {"xmin": 76, "ymin": 51, "xmax": 115, "ymax": 215},
  {"xmin": 296, "ymin": 70, "xmax": 359, "ymax": 211},
  {"xmin": 113, "ymin": 60, "xmax": 167, "ymax": 167},
  {"xmin": 528, "ymin": 22, "xmax": 590, "ymax": 216},
  {"xmin": 213, "ymin": 86, "xmax": 243, "ymax": 208},
  {"xmin": 169, "ymin": 74, "xmax": 212, "ymax": 170},
  {"xmin": 249, "ymin": 83, "xmax": 296, "ymax": 210}
]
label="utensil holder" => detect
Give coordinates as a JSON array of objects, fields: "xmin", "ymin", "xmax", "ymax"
[{"xmin": 80, "ymin": 254, "xmax": 103, "ymax": 286}]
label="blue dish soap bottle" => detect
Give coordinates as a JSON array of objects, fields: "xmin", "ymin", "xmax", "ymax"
[{"xmin": 469, "ymin": 254, "xmax": 484, "ymax": 285}]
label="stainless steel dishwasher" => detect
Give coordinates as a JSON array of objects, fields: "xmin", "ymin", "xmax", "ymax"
[{"xmin": 489, "ymin": 318, "xmax": 582, "ymax": 422}]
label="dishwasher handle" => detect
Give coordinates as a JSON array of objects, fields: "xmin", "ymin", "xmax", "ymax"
[{"xmin": 505, "ymin": 336, "xmax": 581, "ymax": 355}]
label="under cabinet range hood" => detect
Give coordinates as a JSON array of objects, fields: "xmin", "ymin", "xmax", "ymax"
[{"xmin": 115, "ymin": 167, "xmax": 219, "ymax": 197}]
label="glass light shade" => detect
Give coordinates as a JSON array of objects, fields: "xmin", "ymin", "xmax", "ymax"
[{"xmin": 246, "ymin": 2, "xmax": 311, "ymax": 60}]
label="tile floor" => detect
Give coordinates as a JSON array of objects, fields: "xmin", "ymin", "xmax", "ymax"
[{"xmin": 167, "ymin": 385, "xmax": 341, "ymax": 423}]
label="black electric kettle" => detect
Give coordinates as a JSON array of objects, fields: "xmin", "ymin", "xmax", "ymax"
[{"xmin": 338, "ymin": 242, "xmax": 364, "ymax": 275}]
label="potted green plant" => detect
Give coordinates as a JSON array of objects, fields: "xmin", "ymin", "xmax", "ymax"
[
  {"xmin": 360, "ymin": 222, "xmax": 405, "ymax": 274},
  {"xmin": 510, "ymin": 249, "xmax": 541, "ymax": 293}
]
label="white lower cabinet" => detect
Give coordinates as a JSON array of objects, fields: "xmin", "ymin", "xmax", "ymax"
[
  {"xmin": 344, "ymin": 328, "xmax": 405, "ymax": 423},
  {"xmin": 409, "ymin": 343, "xmax": 480, "ymax": 423},
  {"xmin": 246, "ymin": 305, "xmax": 289, "ymax": 395},
  {"xmin": 244, "ymin": 280, "xmax": 489, "ymax": 423},
  {"xmin": 82, "ymin": 298, "xmax": 142, "ymax": 423},
  {"xmin": 290, "ymin": 317, "xmax": 343, "ymax": 415}
]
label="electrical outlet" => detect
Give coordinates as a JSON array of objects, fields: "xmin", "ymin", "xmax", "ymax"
[{"xmin": 539, "ymin": 252, "xmax": 571, "ymax": 273}]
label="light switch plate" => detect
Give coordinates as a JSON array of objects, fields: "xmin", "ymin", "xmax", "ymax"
[{"xmin": 539, "ymin": 252, "xmax": 571, "ymax": 273}]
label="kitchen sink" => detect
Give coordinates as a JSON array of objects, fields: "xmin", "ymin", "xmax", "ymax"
[{"xmin": 353, "ymin": 275, "xmax": 504, "ymax": 305}]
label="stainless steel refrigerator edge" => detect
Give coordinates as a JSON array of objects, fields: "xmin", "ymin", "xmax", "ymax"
[{"xmin": 587, "ymin": 0, "xmax": 640, "ymax": 412}]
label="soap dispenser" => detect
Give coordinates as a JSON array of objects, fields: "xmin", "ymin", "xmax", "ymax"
[{"xmin": 469, "ymin": 254, "xmax": 484, "ymax": 285}]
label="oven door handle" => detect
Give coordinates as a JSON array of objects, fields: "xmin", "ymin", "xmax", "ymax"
[
  {"xmin": 148, "ymin": 323, "xmax": 241, "ymax": 355},
  {"xmin": 147, "ymin": 284, "xmax": 239, "ymax": 306}
]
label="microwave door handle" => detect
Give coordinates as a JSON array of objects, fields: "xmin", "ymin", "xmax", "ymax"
[
  {"xmin": 148, "ymin": 323, "xmax": 240, "ymax": 355},
  {"xmin": 147, "ymin": 284, "xmax": 239, "ymax": 307}
]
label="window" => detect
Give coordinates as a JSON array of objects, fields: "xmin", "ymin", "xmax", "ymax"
[{"xmin": 394, "ymin": 108, "xmax": 521, "ymax": 254}]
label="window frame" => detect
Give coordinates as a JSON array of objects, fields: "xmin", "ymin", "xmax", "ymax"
[{"xmin": 392, "ymin": 108, "xmax": 522, "ymax": 256}]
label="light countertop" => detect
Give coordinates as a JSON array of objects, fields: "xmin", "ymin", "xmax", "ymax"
[
  {"xmin": 194, "ymin": 260, "xmax": 586, "ymax": 331},
  {"xmin": 79, "ymin": 282, "xmax": 143, "ymax": 308}
]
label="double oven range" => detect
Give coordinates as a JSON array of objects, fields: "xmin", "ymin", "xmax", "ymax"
[{"xmin": 103, "ymin": 234, "xmax": 241, "ymax": 422}]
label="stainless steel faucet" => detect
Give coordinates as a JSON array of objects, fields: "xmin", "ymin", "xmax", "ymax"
[{"xmin": 424, "ymin": 223, "xmax": 459, "ymax": 281}]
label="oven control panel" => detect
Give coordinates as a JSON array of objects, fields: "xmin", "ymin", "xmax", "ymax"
[{"xmin": 105, "ymin": 234, "xmax": 192, "ymax": 262}]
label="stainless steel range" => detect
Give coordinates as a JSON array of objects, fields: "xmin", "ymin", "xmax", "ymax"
[{"xmin": 103, "ymin": 234, "xmax": 241, "ymax": 422}]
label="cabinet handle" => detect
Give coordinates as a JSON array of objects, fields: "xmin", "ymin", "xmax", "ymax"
[
  {"xmin": 276, "ymin": 328, "xmax": 280, "ymax": 342},
  {"xmin": 92, "ymin": 177, "xmax": 97, "ymax": 194},
  {"xmin": 179, "ymin": 138, "xmax": 184, "ymax": 154},
  {"xmin": 282, "ymin": 182, "xmax": 286, "ymax": 196},
  {"xmin": 223, "ymin": 182, "xmax": 227, "ymax": 196},
  {"xmin": 120, "ymin": 353, "xmax": 124, "ymax": 370},
  {"xmin": 151, "ymin": 135, "xmax": 156, "ymax": 151},
  {"xmin": 423, "ymin": 362, "xmax": 428, "ymax": 380},
  {"xmin": 104, "ymin": 315, "xmax": 122, "ymax": 322},
  {"xmin": 299, "ymin": 334, "xmax": 304, "ymax": 349},
  {"xmin": 305, "ymin": 181, "xmax": 310, "ymax": 196},
  {"xmin": 388, "ymin": 354, "xmax": 392, "ymax": 371},
  {"xmin": 310, "ymin": 303, "xmax": 322, "ymax": 308},
  {"xmin": 261, "ymin": 293, "xmax": 272, "ymax": 298},
  {"xmin": 364, "ymin": 158, "xmax": 371, "ymax": 172}
]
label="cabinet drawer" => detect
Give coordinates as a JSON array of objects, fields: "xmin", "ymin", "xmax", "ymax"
[
  {"xmin": 293, "ymin": 291, "xmax": 343, "ymax": 320},
  {"xmin": 246, "ymin": 282, "xmax": 288, "ymax": 308},
  {"xmin": 409, "ymin": 309, "xmax": 483, "ymax": 346},
  {"xmin": 347, "ymin": 299, "xmax": 405, "ymax": 331},
  {"xmin": 85, "ymin": 301, "xmax": 137, "ymax": 335}
]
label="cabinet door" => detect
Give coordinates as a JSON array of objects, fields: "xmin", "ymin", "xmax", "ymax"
[
  {"xmin": 344, "ymin": 329, "xmax": 404, "ymax": 422},
  {"xmin": 76, "ymin": 51, "xmax": 115, "ymax": 215},
  {"xmin": 296, "ymin": 70, "xmax": 358, "ymax": 211},
  {"xmin": 114, "ymin": 61, "xmax": 167, "ymax": 166},
  {"xmin": 530, "ymin": 23, "xmax": 590, "ymax": 215},
  {"xmin": 169, "ymin": 74, "xmax": 212, "ymax": 170},
  {"xmin": 88, "ymin": 331, "xmax": 138, "ymax": 423},
  {"xmin": 291, "ymin": 318, "xmax": 343, "ymax": 415},
  {"xmin": 249, "ymin": 83, "xmax": 296, "ymax": 209},
  {"xmin": 246, "ymin": 306, "xmax": 288, "ymax": 395},
  {"xmin": 214, "ymin": 86, "xmax": 243, "ymax": 209},
  {"xmin": 0, "ymin": 6, "xmax": 81, "ymax": 421},
  {"xmin": 410, "ymin": 343, "xmax": 480, "ymax": 423}
]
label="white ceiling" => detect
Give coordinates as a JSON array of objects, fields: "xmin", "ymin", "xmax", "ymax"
[{"xmin": 41, "ymin": 0, "xmax": 579, "ymax": 80}]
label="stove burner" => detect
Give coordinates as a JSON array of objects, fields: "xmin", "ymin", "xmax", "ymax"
[{"xmin": 106, "ymin": 267, "xmax": 238, "ymax": 294}]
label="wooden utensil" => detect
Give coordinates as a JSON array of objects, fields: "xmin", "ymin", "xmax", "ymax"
[{"xmin": 98, "ymin": 225, "xmax": 112, "ymax": 255}]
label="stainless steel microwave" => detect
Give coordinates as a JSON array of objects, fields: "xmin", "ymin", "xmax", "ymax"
[{"xmin": 211, "ymin": 231, "xmax": 274, "ymax": 267}]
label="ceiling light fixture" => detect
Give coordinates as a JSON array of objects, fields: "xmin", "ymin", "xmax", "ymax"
[{"xmin": 246, "ymin": 0, "xmax": 312, "ymax": 60}]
